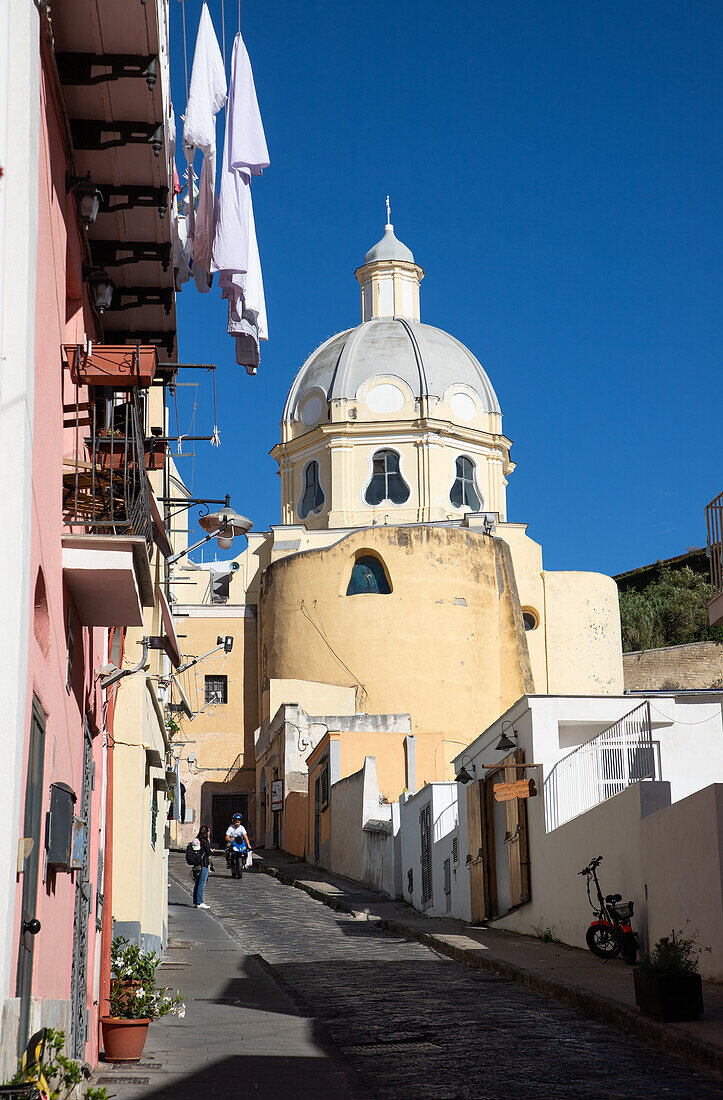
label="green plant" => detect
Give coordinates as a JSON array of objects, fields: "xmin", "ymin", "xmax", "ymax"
[
  {"xmin": 637, "ymin": 927, "xmax": 710, "ymax": 976},
  {"xmin": 109, "ymin": 937, "xmax": 185, "ymax": 1021},
  {"xmin": 4, "ymin": 1028, "xmax": 108, "ymax": 1099},
  {"xmin": 532, "ymin": 921, "xmax": 559, "ymax": 944},
  {"xmin": 165, "ymin": 714, "xmax": 180, "ymax": 738},
  {"xmin": 618, "ymin": 566, "xmax": 723, "ymax": 653}
]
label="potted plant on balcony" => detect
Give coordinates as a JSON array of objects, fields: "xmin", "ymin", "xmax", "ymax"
[
  {"xmin": 633, "ymin": 928, "xmax": 708, "ymax": 1021},
  {"xmin": 100, "ymin": 937, "xmax": 185, "ymax": 1062},
  {"xmin": 144, "ymin": 427, "xmax": 168, "ymax": 471}
]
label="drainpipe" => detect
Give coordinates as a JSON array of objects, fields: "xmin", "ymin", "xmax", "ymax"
[{"xmin": 98, "ymin": 629, "xmax": 123, "ymax": 1029}]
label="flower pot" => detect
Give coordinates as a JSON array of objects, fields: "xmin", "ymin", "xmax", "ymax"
[
  {"xmin": 100, "ymin": 1016, "xmax": 151, "ymax": 1062},
  {"xmin": 65, "ymin": 344, "xmax": 158, "ymax": 388},
  {"xmin": 633, "ymin": 968, "xmax": 704, "ymax": 1021},
  {"xmin": 89, "ymin": 438, "xmax": 167, "ymax": 471}
]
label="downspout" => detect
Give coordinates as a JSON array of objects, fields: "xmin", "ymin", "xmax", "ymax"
[{"xmin": 98, "ymin": 627, "xmax": 124, "ymax": 1029}]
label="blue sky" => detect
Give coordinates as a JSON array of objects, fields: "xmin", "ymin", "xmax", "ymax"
[{"xmin": 170, "ymin": 1, "xmax": 722, "ymax": 575}]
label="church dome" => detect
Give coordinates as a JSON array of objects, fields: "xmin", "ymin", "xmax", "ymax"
[{"xmin": 283, "ymin": 318, "xmax": 501, "ymax": 422}]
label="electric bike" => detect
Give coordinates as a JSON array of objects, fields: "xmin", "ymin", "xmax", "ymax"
[{"xmin": 578, "ymin": 855, "xmax": 638, "ymax": 964}]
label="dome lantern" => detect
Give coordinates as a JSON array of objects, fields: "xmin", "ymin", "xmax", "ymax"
[{"xmin": 354, "ymin": 198, "xmax": 424, "ymax": 322}]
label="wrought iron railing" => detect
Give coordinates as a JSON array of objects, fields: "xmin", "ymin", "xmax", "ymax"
[
  {"xmin": 705, "ymin": 491, "xmax": 723, "ymax": 600},
  {"xmin": 544, "ymin": 702, "xmax": 656, "ymax": 832},
  {"xmin": 63, "ymin": 388, "xmax": 153, "ymax": 555}
]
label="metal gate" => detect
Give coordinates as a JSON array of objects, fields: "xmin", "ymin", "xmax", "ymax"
[
  {"xmin": 420, "ymin": 803, "xmax": 433, "ymax": 907},
  {"xmin": 70, "ymin": 721, "xmax": 93, "ymax": 1058}
]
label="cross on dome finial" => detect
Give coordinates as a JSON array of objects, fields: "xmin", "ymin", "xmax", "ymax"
[{"xmin": 385, "ymin": 195, "xmax": 391, "ymax": 227}]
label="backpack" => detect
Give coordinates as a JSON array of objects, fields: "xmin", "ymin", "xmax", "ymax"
[{"xmin": 185, "ymin": 841, "xmax": 202, "ymax": 867}]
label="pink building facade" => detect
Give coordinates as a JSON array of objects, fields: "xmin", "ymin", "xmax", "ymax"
[{"xmin": 1, "ymin": 0, "xmax": 177, "ymax": 1074}]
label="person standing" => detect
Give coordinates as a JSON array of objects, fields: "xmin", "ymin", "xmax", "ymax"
[{"xmin": 193, "ymin": 825, "xmax": 213, "ymax": 908}]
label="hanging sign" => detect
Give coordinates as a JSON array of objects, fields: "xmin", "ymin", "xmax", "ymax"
[
  {"xmin": 493, "ymin": 778, "xmax": 537, "ymax": 802},
  {"xmin": 270, "ymin": 780, "xmax": 284, "ymax": 812}
]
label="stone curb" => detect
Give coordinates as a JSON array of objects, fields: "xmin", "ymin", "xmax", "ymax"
[{"xmin": 257, "ymin": 861, "xmax": 723, "ymax": 1080}]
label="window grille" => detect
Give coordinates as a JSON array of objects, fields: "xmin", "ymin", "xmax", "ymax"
[
  {"xmin": 364, "ymin": 450, "xmax": 410, "ymax": 506},
  {"xmin": 420, "ymin": 803, "xmax": 433, "ymax": 906},
  {"xmin": 450, "ymin": 456, "xmax": 481, "ymax": 511},
  {"xmin": 452, "ymin": 836, "xmax": 459, "ymax": 865},
  {"xmin": 320, "ymin": 764, "xmax": 329, "ymax": 807},
  {"xmin": 205, "ymin": 675, "xmax": 228, "ymax": 704},
  {"xmin": 66, "ymin": 611, "xmax": 75, "ymax": 693},
  {"xmin": 299, "ymin": 460, "xmax": 325, "ymax": 518}
]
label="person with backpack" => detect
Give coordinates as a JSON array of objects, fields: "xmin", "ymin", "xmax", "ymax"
[{"xmin": 185, "ymin": 825, "xmax": 213, "ymax": 908}]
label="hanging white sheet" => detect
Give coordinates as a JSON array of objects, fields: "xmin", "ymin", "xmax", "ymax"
[
  {"xmin": 183, "ymin": 3, "xmax": 227, "ymax": 291},
  {"xmin": 211, "ymin": 32, "xmax": 269, "ymax": 370}
]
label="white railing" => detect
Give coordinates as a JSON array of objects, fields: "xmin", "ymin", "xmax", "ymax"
[{"xmin": 544, "ymin": 702, "xmax": 656, "ymax": 832}]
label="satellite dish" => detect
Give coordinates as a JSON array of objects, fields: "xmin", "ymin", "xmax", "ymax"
[{"xmin": 172, "ymin": 676, "xmax": 194, "ymax": 720}]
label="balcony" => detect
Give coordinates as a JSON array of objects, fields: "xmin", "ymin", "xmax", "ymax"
[
  {"xmin": 705, "ymin": 492, "xmax": 723, "ymax": 627},
  {"xmin": 63, "ymin": 388, "xmax": 157, "ymax": 625}
]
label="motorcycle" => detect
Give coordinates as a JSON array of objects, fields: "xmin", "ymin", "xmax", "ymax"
[
  {"xmin": 227, "ymin": 837, "xmax": 248, "ymax": 880},
  {"xmin": 578, "ymin": 855, "xmax": 638, "ymax": 965}
]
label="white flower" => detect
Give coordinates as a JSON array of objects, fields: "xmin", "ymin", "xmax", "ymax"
[
  {"xmin": 176, "ymin": 1004, "xmax": 186, "ymax": 1019},
  {"xmin": 135, "ymin": 988, "xmax": 145, "ymax": 998}
]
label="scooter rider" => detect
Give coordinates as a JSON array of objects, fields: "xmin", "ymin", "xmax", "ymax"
[{"xmin": 225, "ymin": 813, "xmax": 251, "ymax": 878}]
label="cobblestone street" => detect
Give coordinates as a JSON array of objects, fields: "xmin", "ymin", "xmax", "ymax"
[{"xmin": 116, "ymin": 855, "xmax": 723, "ymax": 1100}]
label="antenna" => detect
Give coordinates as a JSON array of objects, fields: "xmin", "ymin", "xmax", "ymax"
[{"xmin": 385, "ymin": 195, "xmax": 391, "ymax": 226}]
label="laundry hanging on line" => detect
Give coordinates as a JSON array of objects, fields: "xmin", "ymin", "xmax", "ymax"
[
  {"xmin": 211, "ymin": 31, "xmax": 270, "ymax": 374},
  {"xmin": 182, "ymin": 2, "xmax": 227, "ymax": 293}
]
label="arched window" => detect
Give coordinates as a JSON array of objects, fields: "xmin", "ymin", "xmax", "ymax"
[
  {"xmin": 364, "ymin": 449, "xmax": 410, "ymax": 506},
  {"xmin": 346, "ymin": 555, "xmax": 392, "ymax": 595},
  {"xmin": 299, "ymin": 460, "xmax": 325, "ymax": 519},
  {"xmin": 450, "ymin": 456, "xmax": 481, "ymax": 511}
]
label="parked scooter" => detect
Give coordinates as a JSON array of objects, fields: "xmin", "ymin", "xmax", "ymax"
[
  {"xmin": 227, "ymin": 837, "xmax": 248, "ymax": 880},
  {"xmin": 578, "ymin": 855, "xmax": 638, "ymax": 964}
]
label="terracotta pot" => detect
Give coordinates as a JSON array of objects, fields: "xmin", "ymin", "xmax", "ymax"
[
  {"xmin": 144, "ymin": 439, "xmax": 168, "ymax": 471},
  {"xmin": 100, "ymin": 1016, "xmax": 151, "ymax": 1062},
  {"xmin": 65, "ymin": 344, "xmax": 158, "ymax": 388}
]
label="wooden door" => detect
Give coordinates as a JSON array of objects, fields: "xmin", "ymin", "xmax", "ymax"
[
  {"xmin": 504, "ymin": 749, "xmax": 531, "ymax": 908},
  {"xmin": 466, "ymin": 779, "xmax": 497, "ymax": 922}
]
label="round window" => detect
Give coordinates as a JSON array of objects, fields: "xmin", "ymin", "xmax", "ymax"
[
  {"xmin": 300, "ymin": 395, "xmax": 324, "ymax": 426},
  {"xmin": 522, "ymin": 609, "xmax": 539, "ymax": 631}
]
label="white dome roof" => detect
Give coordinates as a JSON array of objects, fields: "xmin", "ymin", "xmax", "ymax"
[{"xmin": 283, "ymin": 318, "xmax": 501, "ymax": 421}]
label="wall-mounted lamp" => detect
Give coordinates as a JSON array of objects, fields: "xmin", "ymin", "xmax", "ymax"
[
  {"xmin": 98, "ymin": 638, "xmax": 150, "ymax": 690},
  {"xmin": 454, "ymin": 757, "xmax": 476, "ymax": 785},
  {"xmin": 167, "ymin": 496, "xmax": 253, "ymax": 566},
  {"xmin": 175, "ymin": 635, "xmax": 234, "ymax": 676},
  {"xmin": 67, "ymin": 171, "xmax": 103, "ymax": 228},
  {"xmin": 87, "ymin": 270, "xmax": 115, "ymax": 314},
  {"xmin": 495, "ymin": 720, "xmax": 518, "ymax": 753}
]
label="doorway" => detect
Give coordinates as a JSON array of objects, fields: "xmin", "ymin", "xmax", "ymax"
[
  {"xmin": 211, "ymin": 794, "xmax": 248, "ymax": 848},
  {"xmin": 16, "ymin": 696, "xmax": 46, "ymax": 1054}
]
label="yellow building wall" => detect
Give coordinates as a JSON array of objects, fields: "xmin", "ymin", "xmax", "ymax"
[
  {"xmin": 170, "ymin": 612, "xmax": 258, "ymax": 845},
  {"xmin": 336, "ymin": 731, "xmax": 454, "ymax": 801},
  {"xmin": 260, "ymin": 526, "xmax": 534, "ymax": 740},
  {"xmin": 264, "ymin": 678, "xmax": 356, "ymax": 725},
  {"xmin": 543, "ymin": 570, "xmax": 625, "ymax": 694}
]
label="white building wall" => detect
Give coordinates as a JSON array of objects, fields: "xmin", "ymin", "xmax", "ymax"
[
  {"xmin": 0, "ymin": 0, "xmax": 40, "ymax": 1014},
  {"xmin": 399, "ymin": 783, "xmax": 459, "ymax": 917}
]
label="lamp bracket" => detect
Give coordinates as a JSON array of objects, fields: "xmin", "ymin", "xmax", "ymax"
[
  {"xmin": 105, "ymin": 287, "xmax": 174, "ymax": 316},
  {"xmin": 56, "ymin": 53, "xmax": 159, "ymax": 90},
  {"xmin": 70, "ymin": 119, "xmax": 163, "ymax": 157},
  {"xmin": 91, "ymin": 184, "xmax": 169, "ymax": 218},
  {"xmin": 90, "ymin": 240, "xmax": 172, "ymax": 272}
]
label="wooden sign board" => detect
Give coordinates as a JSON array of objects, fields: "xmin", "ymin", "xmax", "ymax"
[{"xmin": 493, "ymin": 778, "xmax": 537, "ymax": 802}]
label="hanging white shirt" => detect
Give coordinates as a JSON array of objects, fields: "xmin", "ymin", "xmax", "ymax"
[
  {"xmin": 211, "ymin": 32, "xmax": 269, "ymax": 368},
  {"xmin": 183, "ymin": 4, "xmax": 226, "ymax": 289}
]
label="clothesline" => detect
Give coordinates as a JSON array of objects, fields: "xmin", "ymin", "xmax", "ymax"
[{"xmin": 179, "ymin": 0, "xmax": 243, "ymax": 98}]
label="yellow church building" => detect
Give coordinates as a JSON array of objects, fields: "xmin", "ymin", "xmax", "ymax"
[{"xmin": 169, "ymin": 216, "xmax": 623, "ymax": 859}]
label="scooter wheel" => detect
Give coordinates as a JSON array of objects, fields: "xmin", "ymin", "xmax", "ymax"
[{"xmin": 586, "ymin": 923, "xmax": 622, "ymax": 959}]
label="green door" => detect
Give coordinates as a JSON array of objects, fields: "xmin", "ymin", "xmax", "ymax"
[{"xmin": 16, "ymin": 696, "xmax": 46, "ymax": 1053}]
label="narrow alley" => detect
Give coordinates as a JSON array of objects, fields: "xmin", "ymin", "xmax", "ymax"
[{"xmin": 96, "ymin": 855, "xmax": 723, "ymax": 1100}]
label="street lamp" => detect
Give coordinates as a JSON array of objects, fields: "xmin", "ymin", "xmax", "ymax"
[
  {"xmin": 67, "ymin": 171, "xmax": 103, "ymax": 228},
  {"xmin": 167, "ymin": 496, "xmax": 252, "ymax": 565}
]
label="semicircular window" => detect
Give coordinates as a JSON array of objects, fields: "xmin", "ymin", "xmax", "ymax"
[
  {"xmin": 346, "ymin": 555, "xmax": 391, "ymax": 595},
  {"xmin": 450, "ymin": 456, "xmax": 481, "ymax": 511},
  {"xmin": 299, "ymin": 460, "xmax": 325, "ymax": 519},
  {"xmin": 364, "ymin": 449, "xmax": 410, "ymax": 506}
]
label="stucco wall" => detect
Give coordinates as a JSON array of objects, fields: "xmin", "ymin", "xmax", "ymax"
[
  {"xmin": 260, "ymin": 526, "xmax": 534, "ymax": 738},
  {"xmin": 623, "ymin": 642, "xmax": 723, "ymax": 691},
  {"xmin": 641, "ymin": 784, "xmax": 723, "ymax": 980},
  {"xmin": 329, "ymin": 757, "xmax": 399, "ymax": 895},
  {"xmin": 543, "ymin": 571, "xmax": 624, "ymax": 695},
  {"xmin": 399, "ymin": 783, "xmax": 460, "ymax": 917}
]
